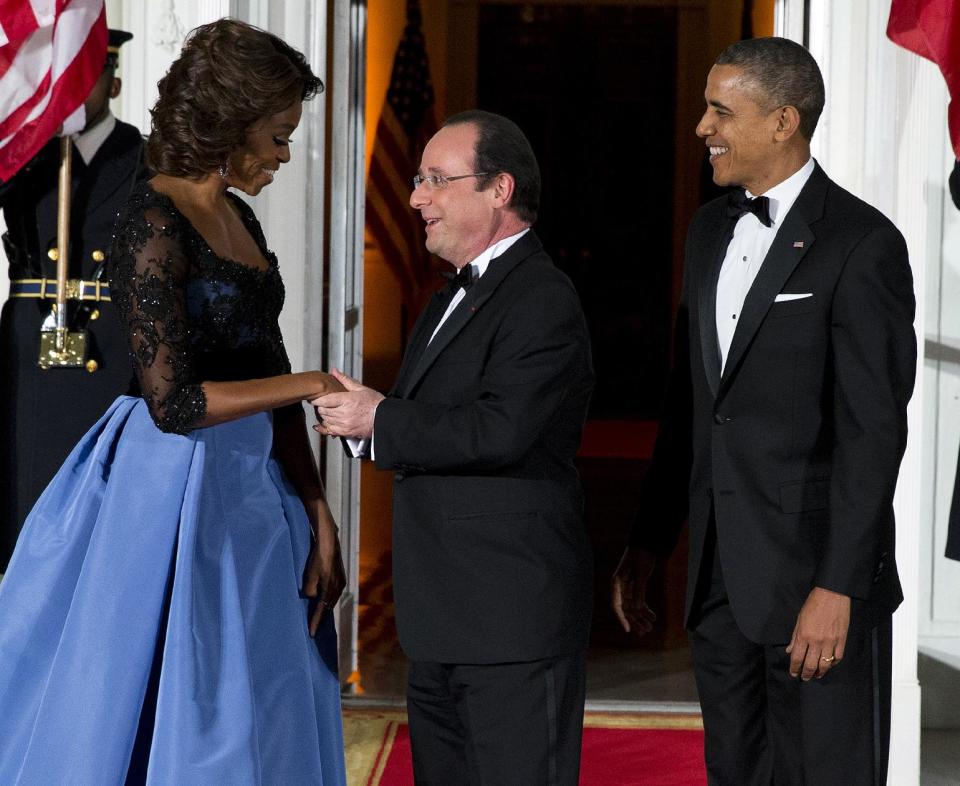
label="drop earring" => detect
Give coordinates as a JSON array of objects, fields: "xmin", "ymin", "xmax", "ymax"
[{"xmin": 218, "ymin": 161, "xmax": 229, "ymax": 179}]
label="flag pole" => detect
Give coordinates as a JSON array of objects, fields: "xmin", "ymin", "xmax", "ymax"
[
  {"xmin": 54, "ymin": 137, "xmax": 72, "ymax": 351},
  {"xmin": 38, "ymin": 137, "xmax": 86, "ymax": 369}
]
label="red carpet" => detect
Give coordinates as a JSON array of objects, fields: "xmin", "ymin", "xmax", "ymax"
[
  {"xmin": 352, "ymin": 711, "xmax": 706, "ymax": 786},
  {"xmin": 578, "ymin": 726, "xmax": 706, "ymax": 786}
]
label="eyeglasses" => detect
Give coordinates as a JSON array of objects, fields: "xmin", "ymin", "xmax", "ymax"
[{"xmin": 412, "ymin": 172, "xmax": 490, "ymax": 190}]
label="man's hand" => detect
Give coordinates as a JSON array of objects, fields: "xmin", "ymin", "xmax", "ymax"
[
  {"xmin": 312, "ymin": 368, "xmax": 384, "ymax": 439},
  {"xmin": 785, "ymin": 587, "xmax": 851, "ymax": 681},
  {"xmin": 611, "ymin": 546, "xmax": 658, "ymax": 636}
]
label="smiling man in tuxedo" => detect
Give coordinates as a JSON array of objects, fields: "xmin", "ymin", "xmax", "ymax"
[
  {"xmin": 612, "ymin": 38, "xmax": 916, "ymax": 784},
  {"xmin": 314, "ymin": 110, "xmax": 594, "ymax": 784}
]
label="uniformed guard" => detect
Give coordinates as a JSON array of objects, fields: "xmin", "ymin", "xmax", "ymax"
[{"xmin": 0, "ymin": 29, "xmax": 149, "ymax": 569}]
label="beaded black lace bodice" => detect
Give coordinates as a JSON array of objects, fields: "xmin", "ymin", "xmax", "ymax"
[{"xmin": 110, "ymin": 181, "xmax": 290, "ymax": 435}]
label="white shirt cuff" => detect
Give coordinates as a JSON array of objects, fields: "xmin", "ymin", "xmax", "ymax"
[{"xmin": 345, "ymin": 437, "xmax": 368, "ymax": 458}]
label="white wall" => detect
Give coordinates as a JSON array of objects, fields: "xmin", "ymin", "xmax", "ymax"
[
  {"xmin": 919, "ymin": 55, "xmax": 960, "ymax": 693},
  {"xmin": 797, "ymin": 0, "xmax": 958, "ymax": 781},
  {"xmin": 922, "ymin": 141, "xmax": 960, "ymax": 653}
]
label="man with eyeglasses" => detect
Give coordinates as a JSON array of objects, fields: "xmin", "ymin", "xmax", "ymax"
[{"xmin": 313, "ymin": 110, "xmax": 595, "ymax": 784}]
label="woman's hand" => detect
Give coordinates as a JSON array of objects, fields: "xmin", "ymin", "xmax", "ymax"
[
  {"xmin": 311, "ymin": 368, "xmax": 384, "ymax": 439},
  {"xmin": 307, "ymin": 371, "xmax": 346, "ymax": 400},
  {"xmin": 199, "ymin": 371, "xmax": 346, "ymax": 429},
  {"xmin": 301, "ymin": 499, "xmax": 346, "ymax": 636}
]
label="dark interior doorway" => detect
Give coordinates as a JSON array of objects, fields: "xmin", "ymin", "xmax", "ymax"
[
  {"xmin": 475, "ymin": 4, "xmax": 686, "ymax": 664},
  {"xmin": 356, "ymin": 0, "xmax": 771, "ymax": 700},
  {"xmin": 478, "ymin": 3, "xmax": 677, "ymax": 418}
]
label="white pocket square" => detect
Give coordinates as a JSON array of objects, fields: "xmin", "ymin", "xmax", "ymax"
[{"xmin": 774, "ymin": 293, "xmax": 813, "ymax": 302}]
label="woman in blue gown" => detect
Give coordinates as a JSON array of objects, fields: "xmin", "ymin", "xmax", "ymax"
[{"xmin": 0, "ymin": 20, "xmax": 348, "ymax": 784}]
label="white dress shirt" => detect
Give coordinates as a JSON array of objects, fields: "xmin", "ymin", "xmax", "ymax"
[
  {"xmin": 428, "ymin": 228, "xmax": 529, "ymax": 343},
  {"xmin": 72, "ymin": 112, "xmax": 116, "ymax": 165},
  {"xmin": 347, "ymin": 227, "xmax": 530, "ymax": 458},
  {"xmin": 716, "ymin": 157, "xmax": 815, "ymax": 372}
]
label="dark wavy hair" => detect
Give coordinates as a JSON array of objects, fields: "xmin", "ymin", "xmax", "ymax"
[
  {"xmin": 443, "ymin": 110, "xmax": 540, "ymax": 224},
  {"xmin": 147, "ymin": 19, "xmax": 322, "ymax": 177}
]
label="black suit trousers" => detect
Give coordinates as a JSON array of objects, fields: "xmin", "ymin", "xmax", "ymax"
[
  {"xmin": 406, "ymin": 653, "xmax": 586, "ymax": 786},
  {"xmin": 689, "ymin": 519, "xmax": 892, "ymax": 786}
]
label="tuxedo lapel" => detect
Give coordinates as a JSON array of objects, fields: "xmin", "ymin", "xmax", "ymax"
[
  {"xmin": 719, "ymin": 165, "xmax": 828, "ymax": 395},
  {"xmin": 697, "ymin": 212, "xmax": 736, "ymax": 399},
  {"xmin": 392, "ymin": 288, "xmax": 454, "ymax": 397},
  {"xmin": 403, "ymin": 285, "xmax": 481, "ymax": 392},
  {"xmin": 398, "ymin": 231, "xmax": 542, "ymax": 398}
]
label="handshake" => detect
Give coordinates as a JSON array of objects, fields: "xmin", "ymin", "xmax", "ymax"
[{"xmin": 309, "ymin": 368, "xmax": 385, "ymax": 440}]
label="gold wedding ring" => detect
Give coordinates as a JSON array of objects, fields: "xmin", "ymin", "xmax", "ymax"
[{"xmin": 821, "ymin": 655, "xmax": 836, "ymax": 663}]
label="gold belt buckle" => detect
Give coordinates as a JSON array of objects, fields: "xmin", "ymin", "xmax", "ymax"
[
  {"xmin": 38, "ymin": 324, "xmax": 89, "ymax": 370},
  {"xmin": 37, "ymin": 284, "xmax": 92, "ymax": 370}
]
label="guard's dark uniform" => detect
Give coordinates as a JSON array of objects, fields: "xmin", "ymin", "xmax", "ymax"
[{"xmin": 0, "ymin": 119, "xmax": 148, "ymax": 567}]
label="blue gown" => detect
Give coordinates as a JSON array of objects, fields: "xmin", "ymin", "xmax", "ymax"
[{"xmin": 0, "ymin": 182, "xmax": 346, "ymax": 785}]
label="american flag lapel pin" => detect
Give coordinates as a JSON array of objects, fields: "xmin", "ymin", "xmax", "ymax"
[{"xmin": 793, "ymin": 241, "xmax": 804, "ymax": 248}]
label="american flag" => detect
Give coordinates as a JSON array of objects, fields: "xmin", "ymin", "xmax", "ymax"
[
  {"xmin": 366, "ymin": 0, "xmax": 438, "ymax": 318},
  {"xmin": 0, "ymin": 0, "xmax": 107, "ymax": 182},
  {"xmin": 887, "ymin": 0, "xmax": 960, "ymax": 157}
]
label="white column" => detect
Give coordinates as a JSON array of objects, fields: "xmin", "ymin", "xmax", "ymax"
[
  {"xmin": 775, "ymin": 0, "xmax": 808, "ymax": 42},
  {"xmin": 916, "ymin": 0, "xmax": 960, "ymax": 739},
  {"xmin": 799, "ymin": 1, "xmax": 937, "ymax": 782},
  {"xmin": 325, "ymin": 0, "xmax": 367, "ymax": 692},
  {"xmin": 248, "ymin": 1, "xmax": 326, "ymax": 377},
  {"xmin": 886, "ymin": 50, "xmax": 940, "ymax": 786}
]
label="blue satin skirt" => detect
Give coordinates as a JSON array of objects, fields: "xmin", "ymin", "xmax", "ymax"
[{"xmin": 0, "ymin": 397, "xmax": 346, "ymax": 785}]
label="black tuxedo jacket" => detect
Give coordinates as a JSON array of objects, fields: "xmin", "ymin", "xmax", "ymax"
[
  {"xmin": 373, "ymin": 231, "xmax": 595, "ymax": 663},
  {"xmin": 632, "ymin": 163, "xmax": 917, "ymax": 644}
]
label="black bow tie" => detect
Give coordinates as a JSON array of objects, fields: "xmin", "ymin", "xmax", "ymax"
[
  {"xmin": 726, "ymin": 189, "xmax": 773, "ymax": 227},
  {"xmin": 441, "ymin": 264, "xmax": 478, "ymax": 290}
]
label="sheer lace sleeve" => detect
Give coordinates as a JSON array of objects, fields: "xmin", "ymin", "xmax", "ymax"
[{"xmin": 110, "ymin": 200, "xmax": 207, "ymax": 434}]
